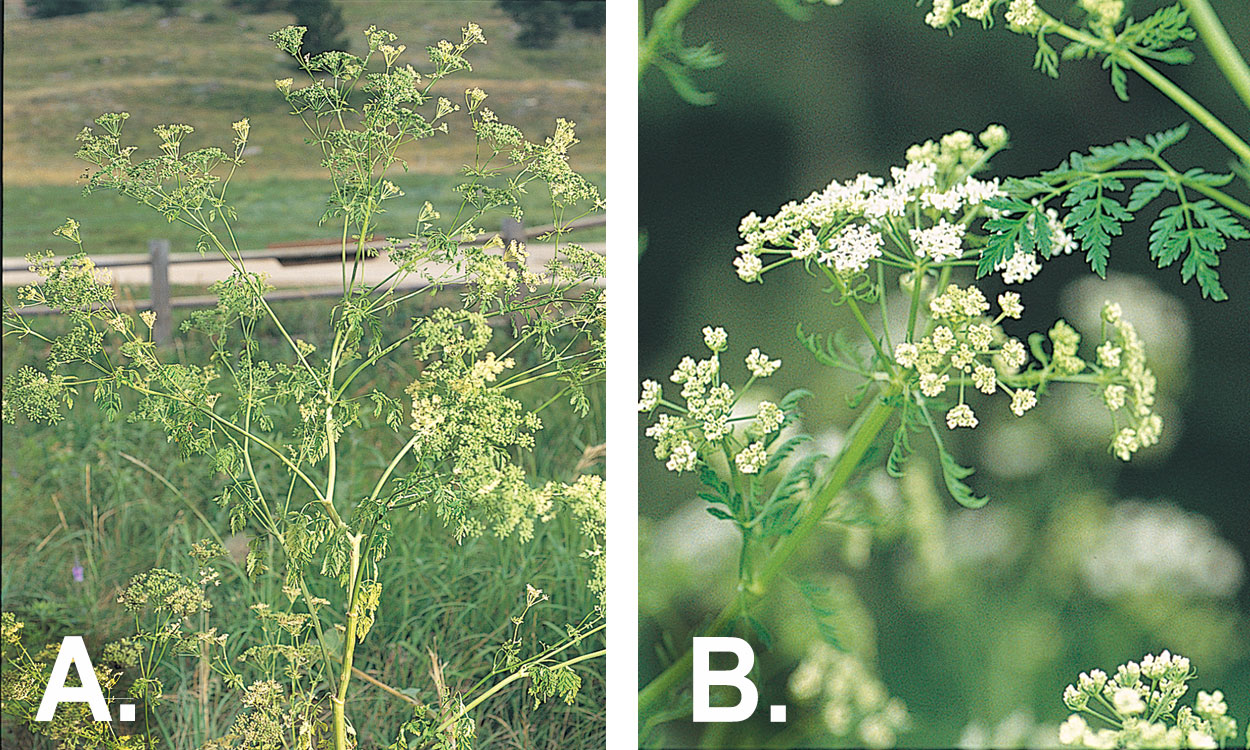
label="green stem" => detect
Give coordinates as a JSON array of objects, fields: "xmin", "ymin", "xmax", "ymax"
[
  {"xmin": 1048, "ymin": 20, "xmax": 1250, "ymax": 164},
  {"xmin": 433, "ymin": 649, "xmax": 606, "ymax": 738},
  {"xmin": 332, "ymin": 535, "xmax": 363, "ymax": 750},
  {"xmin": 639, "ymin": 0, "xmax": 704, "ymax": 78},
  {"xmin": 638, "ymin": 394, "xmax": 897, "ymax": 723},
  {"xmin": 1181, "ymin": 0, "xmax": 1250, "ymax": 113}
]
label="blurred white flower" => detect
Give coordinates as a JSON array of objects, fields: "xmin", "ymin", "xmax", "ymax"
[{"xmin": 1081, "ymin": 500, "xmax": 1243, "ymax": 599}]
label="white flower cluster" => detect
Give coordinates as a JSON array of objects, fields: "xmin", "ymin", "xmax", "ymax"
[
  {"xmin": 789, "ymin": 643, "xmax": 910, "ymax": 749},
  {"xmin": 1060, "ymin": 652, "xmax": 1239, "ymax": 749},
  {"xmin": 893, "ymin": 284, "xmax": 1034, "ymax": 428},
  {"xmin": 993, "ymin": 202, "xmax": 1077, "ymax": 285},
  {"xmin": 1081, "ymin": 500, "xmax": 1244, "ymax": 600},
  {"xmin": 733, "ymin": 127, "xmax": 1010, "ymax": 283},
  {"xmin": 926, "ymin": 0, "xmax": 1044, "ymax": 32},
  {"xmin": 640, "ymin": 329, "xmax": 786, "ymax": 474},
  {"xmin": 1099, "ymin": 302, "xmax": 1162, "ymax": 460}
]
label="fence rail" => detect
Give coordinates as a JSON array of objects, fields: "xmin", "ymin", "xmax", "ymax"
[{"xmin": 4, "ymin": 215, "xmax": 605, "ymax": 341}]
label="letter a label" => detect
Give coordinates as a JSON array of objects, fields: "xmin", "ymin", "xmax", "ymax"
[{"xmin": 35, "ymin": 636, "xmax": 111, "ymax": 722}]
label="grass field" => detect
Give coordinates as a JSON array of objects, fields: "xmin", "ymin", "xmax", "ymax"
[
  {"xmin": 1, "ymin": 297, "xmax": 607, "ymax": 748},
  {"xmin": 1, "ymin": 172, "xmax": 605, "ymax": 257},
  {"xmin": 3, "ymin": 0, "xmax": 606, "ymax": 254}
]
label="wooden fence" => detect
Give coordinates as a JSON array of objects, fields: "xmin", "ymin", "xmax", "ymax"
[{"xmin": 3, "ymin": 215, "xmax": 605, "ymax": 342}]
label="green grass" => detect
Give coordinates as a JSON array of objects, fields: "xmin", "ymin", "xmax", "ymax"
[
  {"xmin": 1, "ymin": 173, "xmax": 605, "ymax": 257},
  {"xmin": 1, "ymin": 297, "xmax": 606, "ymax": 748},
  {"xmin": 2, "ymin": 2, "xmax": 605, "ymax": 186}
]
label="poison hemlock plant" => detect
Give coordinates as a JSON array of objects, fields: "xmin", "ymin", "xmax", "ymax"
[
  {"xmin": 922, "ymin": 0, "xmax": 1250, "ymax": 299},
  {"xmin": 637, "ymin": 1, "xmax": 1248, "ymax": 743},
  {"xmin": 2, "ymin": 22, "xmax": 604, "ymax": 750},
  {"xmin": 638, "ymin": 125, "xmax": 1179, "ymax": 736}
]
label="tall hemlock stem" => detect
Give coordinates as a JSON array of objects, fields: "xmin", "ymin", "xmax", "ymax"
[{"xmin": 638, "ymin": 394, "xmax": 897, "ymax": 724}]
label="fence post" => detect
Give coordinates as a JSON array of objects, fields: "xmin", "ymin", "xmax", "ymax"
[{"xmin": 149, "ymin": 239, "xmax": 171, "ymax": 344}]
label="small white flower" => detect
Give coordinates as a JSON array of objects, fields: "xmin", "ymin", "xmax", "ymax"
[
  {"xmin": 967, "ymin": 324, "xmax": 994, "ymax": 352},
  {"xmin": 931, "ymin": 326, "xmax": 956, "ymax": 354},
  {"xmin": 1010, "ymin": 388, "xmax": 1037, "ymax": 416},
  {"xmin": 746, "ymin": 348, "xmax": 781, "ymax": 378},
  {"xmin": 894, "ymin": 342, "xmax": 919, "ymax": 369},
  {"xmin": 959, "ymin": 176, "xmax": 1004, "ymax": 204},
  {"xmin": 755, "ymin": 401, "xmax": 784, "ymax": 434},
  {"xmin": 638, "ymin": 380, "xmax": 661, "ymax": 412},
  {"xmin": 739, "ymin": 211, "xmax": 762, "ymax": 236},
  {"xmin": 924, "ymin": 0, "xmax": 956, "ymax": 28},
  {"xmin": 1113, "ymin": 687, "xmax": 1146, "ymax": 715},
  {"xmin": 1196, "ymin": 690, "xmax": 1227, "ymax": 717},
  {"xmin": 973, "ymin": 364, "xmax": 997, "ymax": 394},
  {"xmin": 1005, "ymin": 0, "xmax": 1041, "ymax": 30},
  {"xmin": 734, "ymin": 252, "xmax": 763, "ymax": 282},
  {"xmin": 1058, "ymin": 714, "xmax": 1088, "ymax": 745},
  {"xmin": 997, "ymin": 249, "xmax": 1042, "ymax": 284},
  {"xmin": 1097, "ymin": 342, "xmax": 1122, "ymax": 368},
  {"xmin": 702, "ymin": 326, "xmax": 728, "ymax": 352},
  {"xmin": 1113, "ymin": 427, "xmax": 1139, "ymax": 460},
  {"xmin": 920, "ymin": 187, "xmax": 963, "ymax": 214},
  {"xmin": 820, "ymin": 223, "xmax": 884, "ymax": 275},
  {"xmin": 734, "ymin": 442, "xmax": 768, "ymax": 474},
  {"xmin": 666, "ymin": 441, "xmax": 698, "ymax": 473},
  {"xmin": 909, "ymin": 219, "xmax": 966, "ymax": 262},
  {"xmin": 1103, "ymin": 384, "xmax": 1127, "ymax": 411},
  {"xmin": 919, "ymin": 372, "xmax": 949, "ymax": 397},
  {"xmin": 1187, "ymin": 730, "xmax": 1218, "ymax": 749},
  {"xmin": 1084, "ymin": 729, "xmax": 1119, "ymax": 750},
  {"xmin": 946, "ymin": 403, "xmax": 978, "ymax": 429},
  {"xmin": 1000, "ymin": 338, "xmax": 1027, "ymax": 370},
  {"xmin": 792, "ymin": 229, "xmax": 820, "ymax": 259},
  {"xmin": 997, "ymin": 291, "xmax": 1024, "ymax": 319}
]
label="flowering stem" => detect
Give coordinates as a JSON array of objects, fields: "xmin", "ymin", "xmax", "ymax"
[
  {"xmin": 826, "ymin": 268, "xmax": 895, "ymax": 375},
  {"xmin": 332, "ymin": 535, "xmax": 363, "ymax": 750},
  {"xmin": 638, "ymin": 394, "xmax": 897, "ymax": 725},
  {"xmin": 1181, "ymin": 0, "xmax": 1250, "ymax": 113},
  {"xmin": 435, "ymin": 649, "xmax": 606, "ymax": 736}
]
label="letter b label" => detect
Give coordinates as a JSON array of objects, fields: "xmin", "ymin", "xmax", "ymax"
[{"xmin": 692, "ymin": 636, "xmax": 757, "ymax": 722}]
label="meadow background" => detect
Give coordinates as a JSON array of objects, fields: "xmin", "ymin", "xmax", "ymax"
[
  {"xmin": 2, "ymin": 0, "xmax": 605, "ymax": 747},
  {"xmin": 638, "ymin": 1, "xmax": 1250, "ymax": 747}
]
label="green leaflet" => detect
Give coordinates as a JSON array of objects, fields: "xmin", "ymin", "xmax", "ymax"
[
  {"xmin": 918, "ymin": 400, "xmax": 988, "ymax": 509},
  {"xmin": 886, "ymin": 397, "xmax": 926, "ymax": 479},
  {"xmin": 1063, "ymin": 174, "xmax": 1131, "ymax": 276},
  {"xmin": 1150, "ymin": 200, "xmax": 1248, "ymax": 302},
  {"xmin": 1119, "ymin": 4, "xmax": 1196, "ymax": 63},
  {"xmin": 791, "ymin": 577, "xmax": 847, "ymax": 652},
  {"xmin": 757, "ymin": 451, "xmax": 825, "ymax": 536},
  {"xmin": 797, "ymin": 322, "xmax": 871, "ymax": 376},
  {"xmin": 761, "ymin": 433, "xmax": 813, "ymax": 476},
  {"xmin": 647, "ymin": 9, "xmax": 724, "ymax": 106},
  {"xmin": 981, "ymin": 123, "xmax": 1248, "ymax": 300},
  {"xmin": 1050, "ymin": 4, "xmax": 1195, "ymax": 96}
]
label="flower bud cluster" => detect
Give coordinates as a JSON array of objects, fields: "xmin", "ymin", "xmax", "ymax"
[
  {"xmin": 893, "ymin": 284, "xmax": 1035, "ymax": 428},
  {"xmin": 1059, "ymin": 652, "xmax": 1239, "ymax": 749},
  {"xmin": 1098, "ymin": 302, "xmax": 1162, "ymax": 460},
  {"xmin": 788, "ymin": 643, "xmax": 911, "ymax": 749},
  {"xmin": 640, "ymin": 329, "xmax": 788, "ymax": 475}
]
